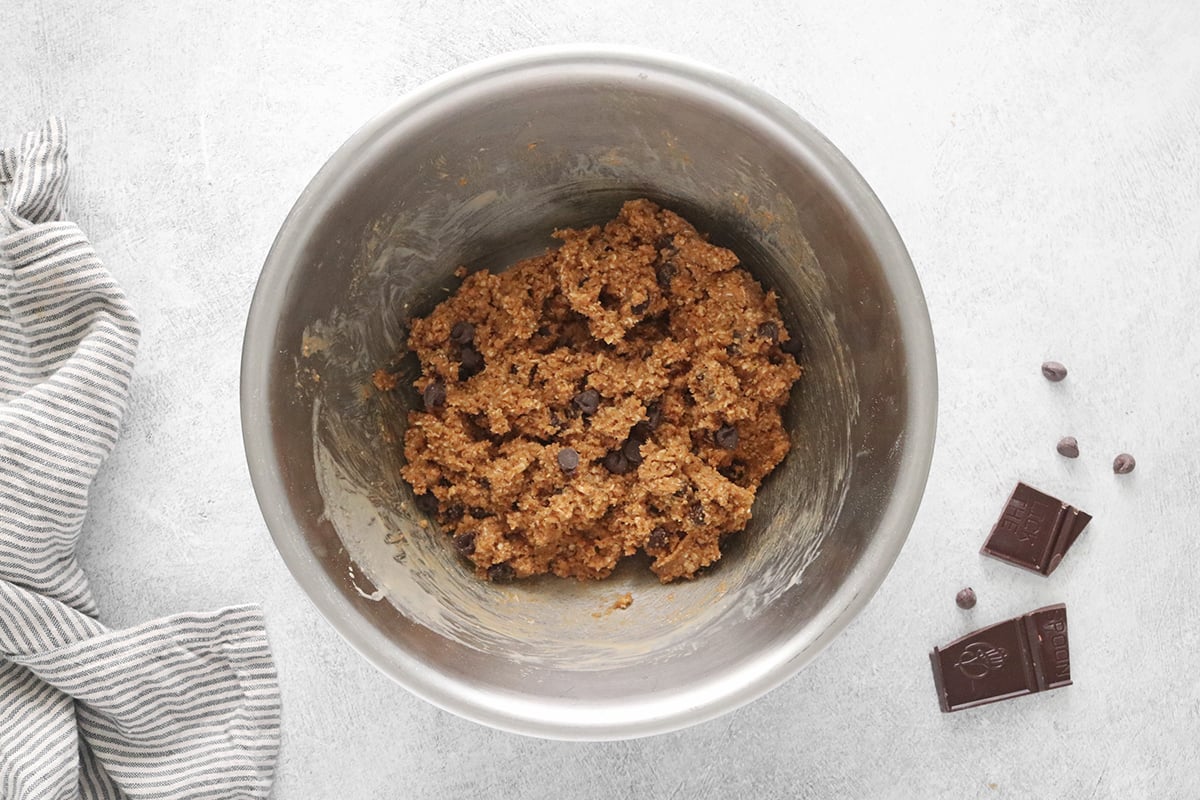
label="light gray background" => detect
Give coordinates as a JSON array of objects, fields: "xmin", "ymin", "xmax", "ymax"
[{"xmin": 5, "ymin": 1, "xmax": 1199, "ymax": 797}]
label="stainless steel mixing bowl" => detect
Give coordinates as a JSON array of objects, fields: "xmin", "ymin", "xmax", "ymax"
[{"xmin": 241, "ymin": 46, "xmax": 937, "ymax": 739}]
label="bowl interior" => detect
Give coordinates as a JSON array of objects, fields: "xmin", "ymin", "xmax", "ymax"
[{"xmin": 244, "ymin": 49, "xmax": 934, "ymax": 738}]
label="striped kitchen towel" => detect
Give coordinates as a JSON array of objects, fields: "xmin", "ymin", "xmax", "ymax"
[{"xmin": 1, "ymin": 119, "xmax": 281, "ymax": 799}]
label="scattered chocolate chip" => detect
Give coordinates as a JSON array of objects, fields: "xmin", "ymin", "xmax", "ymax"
[
  {"xmin": 655, "ymin": 234, "xmax": 675, "ymax": 252},
  {"xmin": 631, "ymin": 300, "xmax": 648, "ymax": 314},
  {"xmin": 630, "ymin": 421, "xmax": 652, "ymax": 443},
  {"xmin": 602, "ymin": 450, "xmax": 631, "ymax": 475},
  {"xmin": 1041, "ymin": 361, "xmax": 1068, "ymax": 382},
  {"xmin": 1056, "ymin": 436, "xmax": 1080, "ymax": 459},
  {"xmin": 572, "ymin": 388, "xmax": 600, "ymax": 416},
  {"xmin": 647, "ymin": 527, "xmax": 672, "ymax": 551},
  {"xmin": 453, "ymin": 532, "xmax": 476, "ymax": 556},
  {"xmin": 557, "ymin": 447, "xmax": 580, "ymax": 473},
  {"xmin": 422, "ymin": 380, "xmax": 446, "ymax": 411},
  {"xmin": 931, "ymin": 604, "xmax": 1071, "ymax": 712},
  {"xmin": 780, "ymin": 336, "xmax": 803, "ymax": 356},
  {"xmin": 468, "ymin": 506, "xmax": 489, "ymax": 518},
  {"xmin": 487, "ymin": 562, "xmax": 515, "ymax": 582},
  {"xmin": 689, "ymin": 502, "xmax": 706, "ymax": 525},
  {"xmin": 980, "ymin": 482, "xmax": 1091, "ymax": 576},
  {"xmin": 622, "ymin": 439, "xmax": 643, "ymax": 466},
  {"xmin": 655, "ymin": 261, "xmax": 676, "ymax": 288},
  {"xmin": 955, "ymin": 587, "xmax": 977, "ymax": 610},
  {"xmin": 756, "ymin": 321, "xmax": 778, "ymax": 342},
  {"xmin": 450, "ymin": 321, "xmax": 475, "ymax": 345},
  {"xmin": 1113, "ymin": 453, "xmax": 1136, "ymax": 474},
  {"xmin": 442, "ymin": 503, "xmax": 464, "ymax": 522},
  {"xmin": 458, "ymin": 346, "xmax": 484, "ymax": 379},
  {"xmin": 725, "ymin": 343, "xmax": 741, "ymax": 357},
  {"xmin": 714, "ymin": 423, "xmax": 739, "ymax": 451},
  {"xmin": 646, "ymin": 403, "xmax": 664, "ymax": 431},
  {"xmin": 414, "ymin": 493, "xmax": 438, "ymax": 515}
]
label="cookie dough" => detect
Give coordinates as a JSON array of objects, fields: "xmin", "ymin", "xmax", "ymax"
[{"xmin": 397, "ymin": 199, "xmax": 801, "ymax": 583}]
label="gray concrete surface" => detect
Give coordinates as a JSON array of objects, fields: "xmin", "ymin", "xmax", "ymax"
[{"xmin": 5, "ymin": 1, "xmax": 1200, "ymax": 797}]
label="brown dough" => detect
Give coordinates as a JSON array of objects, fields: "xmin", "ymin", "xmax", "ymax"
[{"xmin": 397, "ymin": 199, "xmax": 801, "ymax": 583}]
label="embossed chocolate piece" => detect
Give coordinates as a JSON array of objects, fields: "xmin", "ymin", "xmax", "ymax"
[
  {"xmin": 930, "ymin": 604, "xmax": 1071, "ymax": 712},
  {"xmin": 981, "ymin": 482, "xmax": 1091, "ymax": 576}
]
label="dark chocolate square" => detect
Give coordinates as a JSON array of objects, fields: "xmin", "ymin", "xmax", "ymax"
[
  {"xmin": 981, "ymin": 482, "xmax": 1091, "ymax": 575},
  {"xmin": 931, "ymin": 604, "xmax": 1071, "ymax": 712}
]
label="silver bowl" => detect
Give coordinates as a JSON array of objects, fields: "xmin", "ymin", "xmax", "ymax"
[{"xmin": 241, "ymin": 46, "xmax": 937, "ymax": 739}]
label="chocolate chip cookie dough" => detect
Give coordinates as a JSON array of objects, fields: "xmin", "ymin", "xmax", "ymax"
[{"xmin": 397, "ymin": 199, "xmax": 802, "ymax": 583}]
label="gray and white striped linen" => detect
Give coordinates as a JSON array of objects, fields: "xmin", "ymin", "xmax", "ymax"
[{"xmin": 1, "ymin": 118, "xmax": 280, "ymax": 799}]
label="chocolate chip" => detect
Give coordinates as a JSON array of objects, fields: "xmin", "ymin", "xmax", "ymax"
[
  {"xmin": 549, "ymin": 410, "xmax": 564, "ymax": 429},
  {"xmin": 631, "ymin": 300, "xmax": 648, "ymax": 314},
  {"xmin": 757, "ymin": 321, "xmax": 779, "ymax": 342},
  {"xmin": 714, "ymin": 423, "xmax": 739, "ymax": 450},
  {"xmin": 955, "ymin": 587, "xmax": 977, "ymax": 610},
  {"xmin": 647, "ymin": 527, "xmax": 672, "ymax": 551},
  {"xmin": 622, "ymin": 439, "xmax": 643, "ymax": 466},
  {"xmin": 630, "ymin": 421, "xmax": 652, "ymax": 443},
  {"xmin": 572, "ymin": 388, "xmax": 600, "ymax": 416},
  {"xmin": 422, "ymin": 380, "xmax": 446, "ymax": 410},
  {"xmin": 725, "ymin": 344, "xmax": 741, "ymax": 357},
  {"xmin": 453, "ymin": 532, "xmax": 476, "ymax": 556},
  {"xmin": 603, "ymin": 450, "xmax": 631, "ymax": 475},
  {"xmin": 557, "ymin": 447, "xmax": 580, "ymax": 473},
  {"xmin": 1113, "ymin": 453, "xmax": 1136, "ymax": 474},
  {"xmin": 689, "ymin": 502, "xmax": 706, "ymax": 525},
  {"xmin": 655, "ymin": 261, "xmax": 676, "ymax": 288},
  {"xmin": 655, "ymin": 234, "xmax": 675, "ymax": 252},
  {"xmin": 415, "ymin": 493, "xmax": 438, "ymax": 515},
  {"xmin": 442, "ymin": 503, "xmax": 464, "ymax": 522},
  {"xmin": 1041, "ymin": 361, "xmax": 1068, "ymax": 382},
  {"xmin": 450, "ymin": 321, "xmax": 475, "ymax": 345},
  {"xmin": 468, "ymin": 506, "xmax": 489, "ymax": 518},
  {"xmin": 646, "ymin": 403, "xmax": 664, "ymax": 431},
  {"xmin": 459, "ymin": 346, "xmax": 484, "ymax": 379},
  {"xmin": 487, "ymin": 562, "xmax": 515, "ymax": 582},
  {"xmin": 1056, "ymin": 436, "xmax": 1080, "ymax": 459},
  {"xmin": 780, "ymin": 335, "xmax": 803, "ymax": 356}
]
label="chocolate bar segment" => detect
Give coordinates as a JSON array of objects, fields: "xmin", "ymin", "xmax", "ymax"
[
  {"xmin": 981, "ymin": 482, "xmax": 1091, "ymax": 575},
  {"xmin": 931, "ymin": 603, "xmax": 1071, "ymax": 712}
]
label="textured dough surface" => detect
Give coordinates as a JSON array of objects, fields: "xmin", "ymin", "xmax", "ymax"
[{"xmin": 397, "ymin": 200, "xmax": 801, "ymax": 582}]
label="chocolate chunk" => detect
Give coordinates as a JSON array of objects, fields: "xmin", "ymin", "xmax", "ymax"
[
  {"xmin": 450, "ymin": 321, "xmax": 475, "ymax": 345},
  {"xmin": 955, "ymin": 587, "xmax": 977, "ymax": 609},
  {"xmin": 414, "ymin": 493, "xmax": 438, "ymax": 515},
  {"xmin": 647, "ymin": 527, "xmax": 672, "ymax": 551},
  {"xmin": 572, "ymin": 388, "xmax": 600, "ymax": 416},
  {"xmin": 780, "ymin": 335, "xmax": 803, "ymax": 356},
  {"xmin": 603, "ymin": 450, "xmax": 631, "ymax": 475},
  {"xmin": 1041, "ymin": 361, "xmax": 1068, "ymax": 382},
  {"xmin": 458, "ymin": 346, "xmax": 484, "ymax": 380},
  {"xmin": 689, "ymin": 502, "xmax": 706, "ymax": 525},
  {"xmin": 630, "ymin": 421, "xmax": 652, "ymax": 443},
  {"xmin": 930, "ymin": 604, "xmax": 1071, "ymax": 712},
  {"xmin": 714, "ymin": 423, "xmax": 739, "ymax": 451},
  {"xmin": 646, "ymin": 403, "xmax": 664, "ymax": 431},
  {"xmin": 422, "ymin": 380, "xmax": 446, "ymax": 411},
  {"xmin": 756, "ymin": 321, "xmax": 778, "ymax": 342},
  {"xmin": 622, "ymin": 438, "xmax": 644, "ymax": 466},
  {"xmin": 468, "ymin": 506, "xmax": 489, "ymax": 519},
  {"xmin": 557, "ymin": 447, "xmax": 580, "ymax": 473},
  {"xmin": 487, "ymin": 562, "xmax": 515, "ymax": 582},
  {"xmin": 655, "ymin": 261, "xmax": 676, "ymax": 288},
  {"xmin": 980, "ymin": 482, "xmax": 1091, "ymax": 576},
  {"xmin": 631, "ymin": 299, "xmax": 648, "ymax": 314},
  {"xmin": 453, "ymin": 532, "xmax": 477, "ymax": 556},
  {"xmin": 1113, "ymin": 453, "xmax": 1136, "ymax": 474},
  {"xmin": 442, "ymin": 503, "xmax": 464, "ymax": 522},
  {"xmin": 655, "ymin": 234, "xmax": 675, "ymax": 252},
  {"xmin": 1056, "ymin": 436, "xmax": 1079, "ymax": 459}
]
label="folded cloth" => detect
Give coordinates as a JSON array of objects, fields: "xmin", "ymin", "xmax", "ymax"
[{"xmin": 0, "ymin": 119, "xmax": 280, "ymax": 799}]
